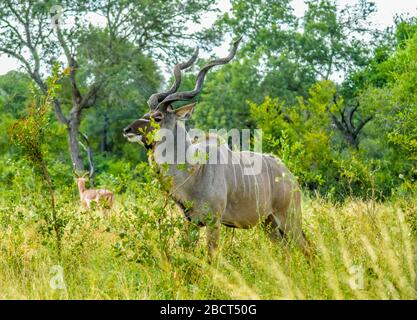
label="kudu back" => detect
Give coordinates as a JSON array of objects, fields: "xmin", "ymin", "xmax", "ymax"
[{"xmin": 123, "ymin": 37, "xmax": 310, "ymax": 258}]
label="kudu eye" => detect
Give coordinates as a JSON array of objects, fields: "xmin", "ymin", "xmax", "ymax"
[{"xmin": 153, "ymin": 112, "xmax": 164, "ymax": 122}]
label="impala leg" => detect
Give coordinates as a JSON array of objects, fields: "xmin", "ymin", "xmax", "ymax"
[
  {"xmin": 80, "ymin": 200, "xmax": 90, "ymax": 213},
  {"xmin": 104, "ymin": 202, "xmax": 111, "ymax": 218}
]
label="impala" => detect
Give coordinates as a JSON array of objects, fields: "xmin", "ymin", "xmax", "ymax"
[
  {"xmin": 75, "ymin": 172, "xmax": 114, "ymax": 215},
  {"xmin": 123, "ymin": 37, "xmax": 310, "ymax": 258}
]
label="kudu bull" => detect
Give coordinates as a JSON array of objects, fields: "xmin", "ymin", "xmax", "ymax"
[{"xmin": 123, "ymin": 38, "xmax": 310, "ymax": 259}]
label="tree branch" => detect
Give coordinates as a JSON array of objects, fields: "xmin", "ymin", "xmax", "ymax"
[
  {"xmin": 79, "ymin": 131, "xmax": 95, "ymax": 185},
  {"xmin": 354, "ymin": 116, "xmax": 373, "ymax": 138},
  {"xmin": 52, "ymin": 98, "xmax": 69, "ymax": 125},
  {"xmin": 80, "ymin": 83, "xmax": 102, "ymax": 109}
]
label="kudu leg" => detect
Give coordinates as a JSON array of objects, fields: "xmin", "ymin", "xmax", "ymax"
[
  {"xmin": 183, "ymin": 220, "xmax": 201, "ymax": 249},
  {"xmin": 187, "ymin": 200, "xmax": 224, "ymax": 261},
  {"xmin": 276, "ymin": 209, "xmax": 312, "ymax": 258},
  {"xmin": 206, "ymin": 220, "xmax": 220, "ymax": 262},
  {"xmin": 263, "ymin": 215, "xmax": 286, "ymax": 244}
]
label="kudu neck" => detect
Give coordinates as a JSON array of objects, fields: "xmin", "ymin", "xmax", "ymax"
[
  {"xmin": 175, "ymin": 120, "xmax": 193, "ymax": 150},
  {"xmin": 153, "ymin": 121, "xmax": 193, "ymax": 165},
  {"xmin": 77, "ymin": 179, "xmax": 86, "ymax": 196},
  {"xmin": 152, "ymin": 121, "xmax": 197, "ymax": 185}
]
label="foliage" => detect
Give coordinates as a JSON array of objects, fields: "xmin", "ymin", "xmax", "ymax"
[
  {"xmin": 0, "ymin": 181, "xmax": 415, "ymax": 299},
  {"xmin": 250, "ymin": 81, "xmax": 375, "ymax": 199},
  {"xmin": 191, "ymin": 58, "xmax": 260, "ymax": 131},
  {"xmin": 354, "ymin": 28, "xmax": 417, "ymax": 193},
  {"xmin": 382, "ymin": 33, "xmax": 417, "ymax": 163},
  {"xmin": 76, "ymin": 28, "xmax": 161, "ymax": 156},
  {"xmin": 0, "ymin": 0, "xmax": 416, "ymax": 301},
  {"xmin": 207, "ymin": 0, "xmax": 376, "ymax": 104},
  {"xmin": 8, "ymin": 64, "xmax": 69, "ymax": 260},
  {"xmin": 0, "ymin": 0, "xmax": 217, "ymax": 171}
]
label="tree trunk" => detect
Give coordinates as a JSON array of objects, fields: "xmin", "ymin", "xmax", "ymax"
[
  {"xmin": 100, "ymin": 114, "xmax": 110, "ymax": 153},
  {"xmin": 345, "ymin": 132, "xmax": 359, "ymax": 149},
  {"xmin": 68, "ymin": 110, "xmax": 84, "ymax": 172}
]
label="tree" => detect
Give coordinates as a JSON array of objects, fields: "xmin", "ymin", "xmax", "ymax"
[
  {"xmin": 0, "ymin": 71, "xmax": 31, "ymax": 118},
  {"xmin": 217, "ymin": 0, "xmax": 375, "ymax": 87},
  {"xmin": 0, "ymin": 71, "xmax": 32, "ymax": 158},
  {"xmin": 215, "ymin": 0, "xmax": 307, "ymax": 103},
  {"xmin": 0, "ymin": 0, "xmax": 217, "ymax": 171},
  {"xmin": 342, "ymin": 16, "xmax": 417, "ymax": 100},
  {"xmin": 299, "ymin": 0, "xmax": 376, "ymax": 80},
  {"xmin": 65, "ymin": 27, "xmax": 161, "ymax": 156},
  {"xmin": 374, "ymin": 33, "xmax": 417, "ymax": 167},
  {"xmin": 249, "ymin": 80, "xmax": 374, "ymax": 198},
  {"xmin": 190, "ymin": 0, "xmax": 377, "ymax": 131},
  {"xmin": 190, "ymin": 58, "xmax": 260, "ymax": 131},
  {"xmin": 330, "ymin": 96, "xmax": 373, "ymax": 149}
]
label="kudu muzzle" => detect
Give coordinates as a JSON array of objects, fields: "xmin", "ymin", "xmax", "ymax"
[{"xmin": 123, "ymin": 118, "xmax": 155, "ymax": 146}]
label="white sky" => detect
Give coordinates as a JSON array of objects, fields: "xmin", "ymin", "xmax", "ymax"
[{"xmin": 0, "ymin": 0, "xmax": 416, "ymax": 76}]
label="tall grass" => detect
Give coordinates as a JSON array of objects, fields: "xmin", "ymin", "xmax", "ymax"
[{"xmin": 0, "ymin": 186, "xmax": 415, "ymax": 299}]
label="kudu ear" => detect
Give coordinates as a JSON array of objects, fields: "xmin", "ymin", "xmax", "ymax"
[{"xmin": 173, "ymin": 102, "xmax": 196, "ymax": 120}]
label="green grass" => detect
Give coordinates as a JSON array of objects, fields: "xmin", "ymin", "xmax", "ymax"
[{"xmin": 0, "ymin": 192, "xmax": 416, "ymax": 299}]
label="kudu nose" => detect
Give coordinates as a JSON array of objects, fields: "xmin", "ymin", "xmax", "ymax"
[{"xmin": 123, "ymin": 127, "xmax": 132, "ymax": 134}]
